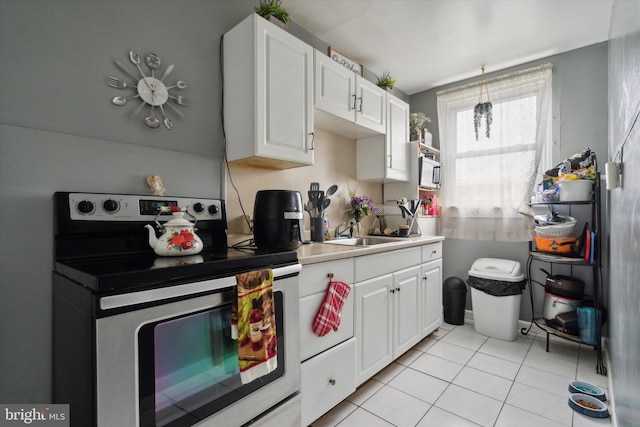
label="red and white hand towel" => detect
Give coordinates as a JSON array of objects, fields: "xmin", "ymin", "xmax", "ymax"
[{"xmin": 312, "ymin": 279, "xmax": 351, "ymax": 337}]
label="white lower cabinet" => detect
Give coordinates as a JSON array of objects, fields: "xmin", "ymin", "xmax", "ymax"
[
  {"xmin": 354, "ymin": 264, "xmax": 422, "ymax": 386},
  {"xmin": 354, "ymin": 274, "xmax": 393, "ymax": 384},
  {"xmin": 300, "ymin": 338, "xmax": 356, "ymax": 427},
  {"xmin": 420, "ymin": 258, "xmax": 443, "ymax": 338},
  {"xmin": 299, "ymin": 241, "xmax": 443, "ymax": 423},
  {"xmin": 393, "ymin": 266, "xmax": 422, "ymax": 355}
]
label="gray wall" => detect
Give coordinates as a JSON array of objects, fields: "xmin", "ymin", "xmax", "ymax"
[
  {"xmin": 409, "ymin": 43, "xmax": 609, "ymax": 323},
  {"xmin": 0, "ymin": 0, "xmax": 408, "ymax": 403},
  {"xmin": 0, "ymin": 0, "xmax": 255, "ymax": 403},
  {"xmin": 607, "ymin": 0, "xmax": 640, "ymax": 424}
]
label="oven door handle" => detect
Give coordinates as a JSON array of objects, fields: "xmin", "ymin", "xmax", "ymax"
[
  {"xmin": 273, "ymin": 263, "xmax": 302, "ymax": 279},
  {"xmin": 100, "ymin": 263, "xmax": 301, "ymax": 311}
]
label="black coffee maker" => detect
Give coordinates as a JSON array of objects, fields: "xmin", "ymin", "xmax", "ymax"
[{"xmin": 253, "ymin": 190, "xmax": 304, "ymax": 250}]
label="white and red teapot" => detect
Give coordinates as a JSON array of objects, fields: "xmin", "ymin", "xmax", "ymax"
[{"xmin": 145, "ymin": 206, "xmax": 203, "ymax": 256}]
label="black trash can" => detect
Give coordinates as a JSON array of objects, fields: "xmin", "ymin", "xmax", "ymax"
[{"xmin": 443, "ymin": 276, "xmax": 467, "ymax": 325}]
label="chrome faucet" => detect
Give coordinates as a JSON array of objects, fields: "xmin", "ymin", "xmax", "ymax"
[{"xmin": 334, "ymin": 221, "xmax": 356, "ymax": 238}]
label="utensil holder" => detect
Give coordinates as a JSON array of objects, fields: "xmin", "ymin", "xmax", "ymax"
[{"xmin": 311, "ymin": 217, "xmax": 324, "ymax": 242}]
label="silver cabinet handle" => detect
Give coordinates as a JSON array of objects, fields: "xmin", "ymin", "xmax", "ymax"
[{"xmin": 309, "ymin": 132, "xmax": 315, "ymax": 150}]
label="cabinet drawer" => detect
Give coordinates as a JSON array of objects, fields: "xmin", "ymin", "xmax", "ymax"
[
  {"xmin": 299, "ymin": 289, "xmax": 354, "ymax": 361},
  {"xmin": 354, "ymin": 247, "xmax": 421, "ymax": 282},
  {"xmin": 421, "ymin": 241, "xmax": 442, "ymax": 262},
  {"xmin": 299, "ymin": 259, "xmax": 353, "ymax": 298},
  {"xmin": 301, "ymin": 338, "xmax": 356, "ymax": 427}
]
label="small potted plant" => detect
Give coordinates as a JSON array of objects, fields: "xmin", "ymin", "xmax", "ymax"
[
  {"xmin": 409, "ymin": 112, "xmax": 431, "ymax": 142},
  {"xmin": 376, "ymin": 72, "xmax": 396, "ymax": 91},
  {"xmin": 255, "ymin": 0, "xmax": 291, "ymax": 29}
]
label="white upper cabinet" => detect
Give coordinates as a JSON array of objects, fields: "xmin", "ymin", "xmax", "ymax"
[
  {"xmin": 223, "ymin": 14, "xmax": 314, "ymax": 169},
  {"xmin": 356, "ymin": 93, "xmax": 410, "ymax": 182},
  {"xmin": 356, "ymin": 77, "xmax": 386, "ymax": 133},
  {"xmin": 314, "ymin": 50, "xmax": 386, "ymax": 138}
]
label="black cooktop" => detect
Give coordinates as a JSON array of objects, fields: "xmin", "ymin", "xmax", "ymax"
[
  {"xmin": 55, "ymin": 247, "xmax": 298, "ymax": 294},
  {"xmin": 52, "ymin": 192, "xmax": 298, "ymax": 295}
]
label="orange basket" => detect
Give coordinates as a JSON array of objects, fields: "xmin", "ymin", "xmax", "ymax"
[{"xmin": 535, "ymin": 236, "xmax": 577, "ymax": 253}]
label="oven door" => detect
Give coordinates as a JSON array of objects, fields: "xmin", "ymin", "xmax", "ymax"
[{"xmin": 95, "ymin": 265, "xmax": 301, "ymax": 427}]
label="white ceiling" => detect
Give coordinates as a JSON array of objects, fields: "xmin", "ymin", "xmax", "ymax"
[{"xmin": 285, "ymin": 0, "xmax": 614, "ymax": 95}]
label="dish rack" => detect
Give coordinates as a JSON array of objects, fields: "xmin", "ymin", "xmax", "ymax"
[{"xmin": 369, "ymin": 199, "xmax": 422, "ymax": 237}]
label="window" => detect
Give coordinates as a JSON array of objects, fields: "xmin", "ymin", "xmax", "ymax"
[{"xmin": 437, "ymin": 64, "xmax": 552, "ymax": 242}]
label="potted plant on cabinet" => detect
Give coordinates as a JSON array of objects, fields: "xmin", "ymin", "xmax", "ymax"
[
  {"xmin": 376, "ymin": 72, "xmax": 396, "ymax": 91},
  {"xmin": 255, "ymin": 0, "xmax": 291, "ymax": 29}
]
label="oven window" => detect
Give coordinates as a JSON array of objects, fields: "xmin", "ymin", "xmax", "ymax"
[{"xmin": 138, "ymin": 291, "xmax": 285, "ymax": 427}]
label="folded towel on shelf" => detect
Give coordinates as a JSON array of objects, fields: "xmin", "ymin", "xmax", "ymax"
[
  {"xmin": 235, "ymin": 269, "xmax": 277, "ymax": 384},
  {"xmin": 313, "ymin": 278, "xmax": 351, "ymax": 337}
]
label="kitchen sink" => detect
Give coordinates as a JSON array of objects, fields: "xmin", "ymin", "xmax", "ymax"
[{"xmin": 325, "ymin": 237, "xmax": 398, "ymax": 246}]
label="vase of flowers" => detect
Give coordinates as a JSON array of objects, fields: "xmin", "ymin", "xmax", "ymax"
[
  {"xmin": 410, "ymin": 112, "xmax": 431, "ymax": 142},
  {"xmin": 349, "ymin": 192, "xmax": 376, "ymax": 236}
]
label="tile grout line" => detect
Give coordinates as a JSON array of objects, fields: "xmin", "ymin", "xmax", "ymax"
[{"xmin": 319, "ymin": 323, "xmax": 597, "ymax": 427}]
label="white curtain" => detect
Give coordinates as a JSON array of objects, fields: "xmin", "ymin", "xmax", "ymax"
[{"xmin": 437, "ymin": 64, "xmax": 552, "ymax": 242}]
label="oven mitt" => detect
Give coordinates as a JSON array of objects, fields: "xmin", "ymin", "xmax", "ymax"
[{"xmin": 312, "ymin": 279, "xmax": 351, "ymax": 337}]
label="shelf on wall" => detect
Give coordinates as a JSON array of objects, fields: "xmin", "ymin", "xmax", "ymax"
[{"xmin": 417, "ymin": 142, "xmax": 440, "ymax": 156}]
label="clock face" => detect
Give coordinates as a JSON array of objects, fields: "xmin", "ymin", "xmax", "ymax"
[
  {"xmin": 107, "ymin": 51, "xmax": 187, "ymax": 130},
  {"xmin": 137, "ymin": 77, "xmax": 169, "ymax": 106}
]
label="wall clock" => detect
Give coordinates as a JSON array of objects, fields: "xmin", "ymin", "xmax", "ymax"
[{"xmin": 107, "ymin": 51, "xmax": 188, "ymax": 130}]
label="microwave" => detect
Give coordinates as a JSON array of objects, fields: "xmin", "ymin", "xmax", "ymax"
[{"xmin": 419, "ymin": 156, "xmax": 441, "ymax": 189}]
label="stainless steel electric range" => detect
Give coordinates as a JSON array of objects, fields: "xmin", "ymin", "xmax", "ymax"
[{"xmin": 52, "ymin": 192, "xmax": 301, "ymax": 427}]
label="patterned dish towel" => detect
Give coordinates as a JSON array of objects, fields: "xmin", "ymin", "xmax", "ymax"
[
  {"xmin": 312, "ymin": 279, "xmax": 351, "ymax": 337},
  {"xmin": 234, "ymin": 269, "xmax": 277, "ymax": 384}
]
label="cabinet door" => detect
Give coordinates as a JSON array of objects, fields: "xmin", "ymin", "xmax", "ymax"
[
  {"xmin": 314, "ymin": 50, "xmax": 355, "ymax": 123},
  {"xmin": 356, "ymin": 77, "xmax": 386, "ymax": 133},
  {"xmin": 421, "ymin": 259, "xmax": 443, "ymax": 338},
  {"xmin": 255, "ymin": 17, "xmax": 314, "ymax": 165},
  {"xmin": 385, "ymin": 95, "xmax": 410, "ymax": 181},
  {"xmin": 393, "ymin": 266, "xmax": 421, "ymax": 357},
  {"xmin": 354, "ymin": 274, "xmax": 393, "ymax": 386}
]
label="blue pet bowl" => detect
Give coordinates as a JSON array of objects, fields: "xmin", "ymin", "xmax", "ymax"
[
  {"xmin": 568, "ymin": 393, "xmax": 609, "ymax": 418},
  {"xmin": 568, "ymin": 380, "xmax": 606, "ymax": 401}
]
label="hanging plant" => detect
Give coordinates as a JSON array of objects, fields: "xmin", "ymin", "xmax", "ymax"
[
  {"xmin": 474, "ymin": 102, "xmax": 492, "ymax": 140},
  {"xmin": 473, "ymin": 66, "xmax": 492, "ymax": 140}
]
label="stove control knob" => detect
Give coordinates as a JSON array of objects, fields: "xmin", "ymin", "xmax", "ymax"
[
  {"xmin": 193, "ymin": 202, "xmax": 205, "ymax": 214},
  {"xmin": 77, "ymin": 200, "xmax": 95, "ymax": 215},
  {"xmin": 208, "ymin": 204, "xmax": 219, "ymax": 215},
  {"xmin": 103, "ymin": 199, "xmax": 119, "ymax": 213}
]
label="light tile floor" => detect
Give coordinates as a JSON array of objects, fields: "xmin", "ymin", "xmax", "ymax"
[{"xmin": 311, "ymin": 322, "xmax": 611, "ymax": 427}]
